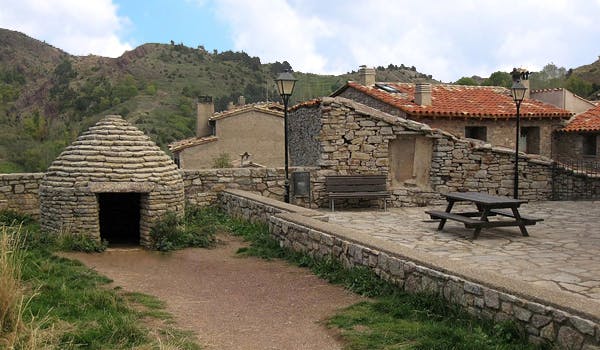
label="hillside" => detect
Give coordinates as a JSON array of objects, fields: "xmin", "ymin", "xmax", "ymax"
[{"xmin": 0, "ymin": 29, "xmax": 437, "ymax": 172}]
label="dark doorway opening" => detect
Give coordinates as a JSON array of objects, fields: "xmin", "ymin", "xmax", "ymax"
[{"xmin": 99, "ymin": 193, "xmax": 141, "ymax": 246}]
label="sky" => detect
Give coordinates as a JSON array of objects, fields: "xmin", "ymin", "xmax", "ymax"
[{"xmin": 0, "ymin": 0, "xmax": 599, "ymax": 82}]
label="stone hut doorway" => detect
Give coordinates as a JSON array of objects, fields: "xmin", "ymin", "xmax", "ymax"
[{"xmin": 98, "ymin": 193, "xmax": 141, "ymax": 246}]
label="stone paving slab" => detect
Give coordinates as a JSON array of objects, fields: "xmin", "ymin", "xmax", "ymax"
[{"xmin": 326, "ymin": 201, "xmax": 600, "ymax": 302}]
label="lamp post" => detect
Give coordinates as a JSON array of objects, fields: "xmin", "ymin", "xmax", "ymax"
[
  {"xmin": 511, "ymin": 80, "xmax": 527, "ymax": 199},
  {"xmin": 275, "ymin": 70, "xmax": 297, "ymax": 203}
]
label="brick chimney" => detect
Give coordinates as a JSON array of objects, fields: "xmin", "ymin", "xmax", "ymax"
[
  {"xmin": 238, "ymin": 95, "xmax": 246, "ymax": 106},
  {"xmin": 358, "ymin": 65, "xmax": 376, "ymax": 86},
  {"xmin": 197, "ymin": 96, "xmax": 214, "ymax": 137},
  {"xmin": 414, "ymin": 83, "xmax": 432, "ymax": 106}
]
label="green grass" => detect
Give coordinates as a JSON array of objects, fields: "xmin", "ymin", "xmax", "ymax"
[
  {"xmin": 0, "ymin": 210, "xmax": 201, "ymax": 349},
  {"xmin": 221, "ymin": 210, "xmax": 548, "ymax": 350}
]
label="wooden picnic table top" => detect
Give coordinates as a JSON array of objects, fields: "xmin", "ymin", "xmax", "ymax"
[{"xmin": 443, "ymin": 192, "xmax": 528, "ymax": 206}]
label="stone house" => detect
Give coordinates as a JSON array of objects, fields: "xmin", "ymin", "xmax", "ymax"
[
  {"xmin": 331, "ymin": 66, "xmax": 572, "ymax": 158},
  {"xmin": 553, "ymin": 104, "xmax": 600, "ymax": 162},
  {"xmin": 169, "ymin": 96, "xmax": 284, "ymax": 169},
  {"xmin": 289, "ymin": 96, "xmax": 555, "ymax": 207},
  {"xmin": 40, "ymin": 115, "xmax": 184, "ymax": 247}
]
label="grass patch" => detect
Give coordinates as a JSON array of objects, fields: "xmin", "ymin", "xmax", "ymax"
[
  {"xmin": 221, "ymin": 210, "xmax": 548, "ymax": 350},
  {"xmin": 149, "ymin": 205, "xmax": 224, "ymax": 251},
  {"xmin": 0, "ymin": 210, "xmax": 201, "ymax": 349}
]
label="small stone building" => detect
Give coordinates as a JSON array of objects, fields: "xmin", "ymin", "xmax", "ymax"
[
  {"xmin": 40, "ymin": 115, "xmax": 184, "ymax": 246},
  {"xmin": 554, "ymin": 104, "xmax": 600, "ymax": 162},
  {"xmin": 169, "ymin": 96, "xmax": 284, "ymax": 168}
]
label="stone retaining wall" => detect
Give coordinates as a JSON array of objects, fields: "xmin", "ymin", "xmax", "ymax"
[
  {"xmin": 218, "ymin": 189, "xmax": 600, "ymax": 350},
  {"xmin": 0, "ymin": 173, "xmax": 44, "ymax": 218}
]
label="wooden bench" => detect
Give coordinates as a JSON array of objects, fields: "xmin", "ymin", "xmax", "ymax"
[
  {"xmin": 325, "ymin": 175, "xmax": 390, "ymax": 212},
  {"xmin": 489, "ymin": 209, "xmax": 544, "ymax": 224},
  {"xmin": 425, "ymin": 210, "xmax": 484, "ymax": 228}
]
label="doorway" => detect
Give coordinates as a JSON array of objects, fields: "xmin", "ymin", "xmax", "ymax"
[{"xmin": 98, "ymin": 193, "xmax": 141, "ymax": 245}]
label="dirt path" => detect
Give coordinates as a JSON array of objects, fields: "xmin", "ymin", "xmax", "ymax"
[{"xmin": 63, "ymin": 235, "xmax": 364, "ymax": 349}]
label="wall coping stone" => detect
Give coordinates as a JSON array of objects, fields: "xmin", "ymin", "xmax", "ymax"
[
  {"xmin": 223, "ymin": 189, "xmax": 327, "ymax": 220},
  {"xmin": 273, "ymin": 210, "xmax": 600, "ymax": 323}
]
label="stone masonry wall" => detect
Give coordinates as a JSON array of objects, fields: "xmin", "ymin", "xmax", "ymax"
[
  {"xmin": 218, "ymin": 189, "xmax": 600, "ymax": 350},
  {"xmin": 291, "ymin": 97, "xmax": 561, "ymax": 208},
  {"xmin": 0, "ymin": 173, "xmax": 43, "ymax": 218},
  {"xmin": 182, "ymin": 167, "xmax": 319, "ymax": 207}
]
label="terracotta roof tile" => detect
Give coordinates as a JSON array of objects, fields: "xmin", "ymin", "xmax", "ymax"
[
  {"xmin": 168, "ymin": 136, "xmax": 218, "ymax": 152},
  {"xmin": 562, "ymin": 104, "xmax": 600, "ymax": 132},
  {"xmin": 341, "ymin": 82, "xmax": 572, "ymax": 119},
  {"xmin": 211, "ymin": 102, "xmax": 283, "ymax": 120}
]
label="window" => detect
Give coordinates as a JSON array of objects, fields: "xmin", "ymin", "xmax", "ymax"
[
  {"xmin": 465, "ymin": 126, "xmax": 487, "ymax": 141},
  {"xmin": 583, "ymin": 134, "xmax": 597, "ymax": 156},
  {"xmin": 520, "ymin": 127, "xmax": 540, "ymax": 154}
]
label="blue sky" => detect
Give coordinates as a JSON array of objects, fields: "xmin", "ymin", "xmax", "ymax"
[{"xmin": 1, "ymin": 0, "xmax": 599, "ymax": 82}]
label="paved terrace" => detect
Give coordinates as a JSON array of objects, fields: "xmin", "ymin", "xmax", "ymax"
[{"xmin": 327, "ymin": 201, "xmax": 600, "ymax": 303}]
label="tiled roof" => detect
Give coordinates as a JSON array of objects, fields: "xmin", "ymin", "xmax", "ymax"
[
  {"xmin": 210, "ymin": 102, "xmax": 283, "ymax": 120},
  {"xmin": 562, "ymin": 104, "xmax": 600, "ymax": 132},
  {"xmin": 336, "ymin": 82, "xmax": 572, "ymax": 119},
  {"xmin": 168, "ymin": 136, "xmax": 218, "ymax": 153}
]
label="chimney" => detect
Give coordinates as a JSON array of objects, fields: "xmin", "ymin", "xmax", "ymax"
[
  {"xmin": 237, "ymin": 95, "xmax": 246, "ymax": 106},
  {"xmin": 196, "ymin": 96, "xmax": 214, "ymax": 137},
  {"xmin": 511, "ymin": 68, "xmax": 531, "ymax": 99},
  {"xmin": 414, "ymin": 83, "xmax": 432, "ymax": 106},
  {"xmin": 358, "ymin": 65, "xmax": 376, "ymax": 86},
  {"xmin": 227, "ymin": 101, "xmax": 235, "ymax": 110}
]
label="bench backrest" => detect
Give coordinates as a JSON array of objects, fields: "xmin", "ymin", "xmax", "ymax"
[{"xmin": 325, "ymin": 175, "xmax": 387, "ymax": 193}]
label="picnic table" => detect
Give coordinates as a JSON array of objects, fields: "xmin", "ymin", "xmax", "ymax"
[{"xmin": 425, "ymin": 192, "xmax": 543, "ymax": 239}]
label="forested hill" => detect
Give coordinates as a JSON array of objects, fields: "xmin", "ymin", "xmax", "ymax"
[
  {"xmin": 1, "ymin": 28, "xmax": 598, "ymax": 173},
  {"xmin": 0, "ymin": 28, "xmax": 435, "ymax": 172}
]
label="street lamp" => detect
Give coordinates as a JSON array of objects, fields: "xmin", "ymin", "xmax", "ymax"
[
  {"xmin": 275, "ymin": 70, "xmax": 297, "ymax": 203},
  {"xmin": 511, "ymin": 80, "xmax": 527, "ymax": 199}
]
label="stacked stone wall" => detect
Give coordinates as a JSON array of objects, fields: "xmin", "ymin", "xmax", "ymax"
[
  {"xmin": 0, "ymin": 173, "xmax": 43, "ymax": 217},
  {"xmin": 290, "ymin": 98, "xmax": 581, "ymax": 207},
  {"xmin": 217, "ymin": 189, "xmax": 600, "ymax": 350},
  {"xmin": 182, "ymin": 167, "xmax": 319, "ymax": 207}
]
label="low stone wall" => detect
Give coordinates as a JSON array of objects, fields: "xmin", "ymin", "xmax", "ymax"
[
  {"xmin": 218, "ymin": 189, "xmax": 600, "ymax": 350},
  {"xmin": 0, "ymin": 173, "xmax": 44, "ymax": 218},
  {"xmin": 181, "ymin": 167, "xmax": 318, "ymax": 207}
]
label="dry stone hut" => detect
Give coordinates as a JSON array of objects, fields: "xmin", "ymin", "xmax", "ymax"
[{"xmin": 40, "ymin": 115, "xmax": 184, "ymax": 246}]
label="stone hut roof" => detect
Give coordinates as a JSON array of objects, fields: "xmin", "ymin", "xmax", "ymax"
[
  {"xmin": 44, "ymin": 115, "xmax": 181, "ymax": 185},
  {"xmin": 40, "ymin": 115, "xmax": 184, "ymax": 246}
]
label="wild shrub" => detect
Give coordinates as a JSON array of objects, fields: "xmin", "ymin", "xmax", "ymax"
[
  {"xmin": 212, "ymin": 152, "xmax": 232, "ymax": 168},
  {"xmin": 149, "ymin": 206, "xmax": 219, "ymax": 251}
]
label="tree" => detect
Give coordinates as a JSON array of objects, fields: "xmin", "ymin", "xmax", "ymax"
[
  {"xmin": 564, "ymin": 75, "xmax": 594, "ymax": 98},
  {"xmin": 482, "ymin": 71, "xmax": 512, "ymax": 88},
  {"xmin": 454, "ymin": 77, "xmax": 478, "ymax": 86}
]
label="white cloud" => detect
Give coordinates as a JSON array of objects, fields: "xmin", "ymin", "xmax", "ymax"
[
  {"xmin": 213, "ymin": 0, "xmax": 600, "ymax": 82},
  {"xmin": 0, "ymin": 0, "xmax": 132, "ymax": 57}
]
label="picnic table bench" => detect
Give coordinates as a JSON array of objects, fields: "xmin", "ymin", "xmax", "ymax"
[
  {"xmin": 425, "ymin": 192, "xmax": 543, "ymax": 239},
  {"xmin": 325, "ymin": 175, "xmax": 390, "ymax": 212}
]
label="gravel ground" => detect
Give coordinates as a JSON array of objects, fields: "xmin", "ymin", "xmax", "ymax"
[{"xmin": 63, "ymin": 235, "xmax": 364, "ymax": 349}]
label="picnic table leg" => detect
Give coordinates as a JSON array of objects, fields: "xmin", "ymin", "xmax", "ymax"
[
  {"xmin": 511, "ymin": 207, "xmax": 529, "ymax": 237},
  {"xmin": 437, "ymin": 200, "xmax": 455, "ymax": 230},
  {"xmin": 473, "ymin": 208, "xmax": 491, "ymax": 239}
]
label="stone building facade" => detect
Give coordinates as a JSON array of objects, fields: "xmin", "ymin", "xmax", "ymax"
[
  {"xmin": 289, "ymin": 97, "xmax": 565, "ymax": 207},
  {"xmin": 332, "ymin": 71, "xmax": 572, "ymax": 159},
  {"xmin": 553, "ymin": 104, "xmax": 600, "ymax": 163},
  {"xmin": 39, "ymin": 115, "xmax": 184, "ymax": 246},
  {"xmin": 170, "ymin": 97, "xmax": 285, "ymax": 168}
]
